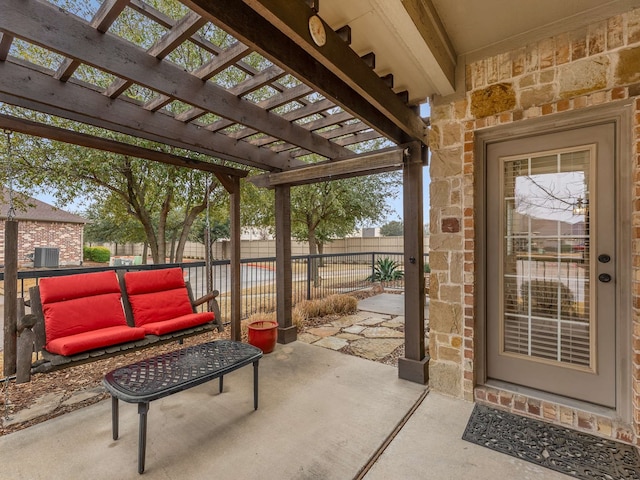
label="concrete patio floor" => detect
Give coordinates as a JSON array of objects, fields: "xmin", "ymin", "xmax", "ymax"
[
  {"xmin": 0, "ymin": 293, "xmax": 571, "ymax": 479},
  {"xmin": 0, "ymin": 340, "xmax": 569, "ymax": 479}
]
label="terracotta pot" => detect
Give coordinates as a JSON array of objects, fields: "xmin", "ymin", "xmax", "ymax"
[{"xmin": 247, "ymin": 320, "xmax": 278, "ymax": 354}]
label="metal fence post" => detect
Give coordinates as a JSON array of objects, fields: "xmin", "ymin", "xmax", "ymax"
[
  {"xmin": 306, "ymin": 255, "xmax": 312, "ymax": 300},
  {"xmin": 371, "ymin": 252, "xmax": 376, "ymax": 280}
]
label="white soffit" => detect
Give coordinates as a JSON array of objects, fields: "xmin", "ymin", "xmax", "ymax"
[
  {"xmin": 431, "ymin": 0, "xmax": 640, "ymax": 59},
  {"xmin": 318, "ymin": 0, "xmax": 640, "ymax": 102},
  {"xmin": 319, "ymin": 0, "xmax": 454, "ymax": 104}
]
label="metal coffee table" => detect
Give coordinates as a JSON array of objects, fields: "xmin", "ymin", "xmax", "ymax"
[{"xmin": 103, "ymin": 340, "xmax": 263, "ymax": 474}]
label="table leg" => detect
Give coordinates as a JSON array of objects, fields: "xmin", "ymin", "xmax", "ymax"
[
  {"xmin": 253, "ymin": 360, "xmax": 259, "ymax": 410},
  {"xmin": 138, "ymin": 402, "xmax": 150, "ymax": 474},
  {"xmin": 219, "ymin": 375, "xmax": 223, "ymax": 393},
  {"xmin": 112, "ymin": 396, "xmax": 119, "ymax": 440}
]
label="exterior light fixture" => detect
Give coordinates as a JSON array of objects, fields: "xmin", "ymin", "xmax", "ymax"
[{"xmin": 572, "ymin": 197, "xmax": 588, "ymax": 216}]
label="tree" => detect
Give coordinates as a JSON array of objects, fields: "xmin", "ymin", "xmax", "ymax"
[
  {"xmin": 290, "ymin": 174, "xmax": 397, "ymax": 256},
  {"xmin": 190, "ymin": 215, "xmax": 230, "ymax": 260},
  {"xmin": 380, "ymin": 220, "xmax": 404, "ymax": 236},
  {"xmin": 287, "ymin": 174, "xmax": 398, "ymax": 285},
  {"xmin": 0, "ymin": 0, "xmax": 246, "ymax": 263},
  {"xmin": 83, "ymin": 193, "xmax": 147, "ymax": 256}
]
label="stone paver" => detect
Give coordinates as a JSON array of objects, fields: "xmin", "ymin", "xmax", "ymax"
[
  {"xmin": 298, "ymin": 332, "xmax": 321, "ymax": 344},
  {"xmin": 314, "ymin": 337, "xmax": 349, "ymax": 351},
  {"xmin": 359, "ymin": 317, "xmax": 386, "ymax": 326},
  {"xmin": 301, "ymin": 293, "xmax": 428, "ymax": 364},
  {"xmin": 336, "ymin": 333, "xmax": 363, "ymax": 341},
  {"xmin": 330, "ymin": 315, "xmax": 362, "ymax": 328},
  {"xmin": 349, "ymin": 338, "xmax": 404, "ymax": 360},
  {"xmin": 381, "ymin": 320, "xmax": 404, "ymax": 328},
  {"xmin": 4, "ymin": 391, "xmax": 64, "ymax": 426},
  {"xmin": 61, "ymin": 387, "xmax": 105, "ymax": 407},
  {"xmin": 343, "ymin": 325, "xmax": 366, "ymax": 335},
  {"xmin": 363, "ymin": 327, "xmax": 404, "ymax": 339},
  {"xmin": 306, "ymin": 326, "xmax": 341, "ymax": 338}
]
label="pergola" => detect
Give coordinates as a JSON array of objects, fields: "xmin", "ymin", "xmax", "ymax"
[{"xmin": 0, "ymin": 0, "xmax": 455, "ymax": 383}]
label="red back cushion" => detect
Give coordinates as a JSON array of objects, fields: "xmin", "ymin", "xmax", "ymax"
[
  {"xmin": 124, "ymin": 268, "xmax": 194, "ymax": 326},
  {"xmin": 39, "ymin": 271, "xmax": 127, "ymax": 343}
]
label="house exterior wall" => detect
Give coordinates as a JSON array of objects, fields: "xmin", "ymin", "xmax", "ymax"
[
  {"xmin": 0, "ymin": 221, "xmax": 84, "ymax": 266},
  {"xmin": 429, "ymin": 8, "xmax": 640, "ymax": 443}
]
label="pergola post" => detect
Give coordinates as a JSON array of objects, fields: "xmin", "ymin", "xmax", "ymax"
[
  {"xmin": 275, "ymin": 185, "xmax": 296, "ymax": 343},
  {"xmin": 3, "ymin": 219, "xmax": 18, "ymax": 376},
  {"xmin": 398, "ymin": 142, "xmax": 429, "ymax": 384},
  {"xmin": 229, "ymin": 176, "xmax": 241, "ymax": 341}
]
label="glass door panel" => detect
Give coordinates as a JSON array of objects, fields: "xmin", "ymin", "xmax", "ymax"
[{"xmin": 501, "ymin": 147, "xmax": 593, "ymax": 369}]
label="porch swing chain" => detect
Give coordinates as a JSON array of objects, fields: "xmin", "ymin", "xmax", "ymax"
[
  {"xmin": 3, "ymin": 129, "xmax": 15, "ymax": 422},
  {"xmin": 205, "ymin": 174, "xmax": 212, "ymax": 298},
  {"xmin": 4, "ymin": 129, "xmax": 16, "ymax": 221}
]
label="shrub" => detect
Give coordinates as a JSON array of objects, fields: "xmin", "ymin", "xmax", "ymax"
[
  {"xmin": 520, "ymin": 279, "xmax": 576, "ymax": 318},
  {"xmin": 424, "ymin": 263, "xmax": 431, "ymax": 274},
  {"xmin": 368, "ymin": 257, "xmax": 404, "ymax": 282},
  {"xmin": 293, "ymin": 294, "xmax": 358, "ymax": 328},
  {"xmin": 83, "ymin": 246, "xmax": 111, "ymax": 263}
]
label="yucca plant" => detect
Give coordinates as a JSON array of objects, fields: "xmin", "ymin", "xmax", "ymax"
[{"xmin": 368, "ymin": 257, "xmax": 404, "ymax": 282}]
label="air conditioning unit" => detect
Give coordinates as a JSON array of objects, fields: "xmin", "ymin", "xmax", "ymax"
[{"xmin": 34, "ymin": 247, "xmax": 60, "ymax": 268}]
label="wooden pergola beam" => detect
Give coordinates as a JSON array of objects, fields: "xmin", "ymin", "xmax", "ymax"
[
  {"xmin": 0, "ymin": 60, "xmax": 300, "ymax": 170},
  {"xmin": 185, "ymin": 0, "xmax": 428, "ymax": 145},
  {"xmin": 55, "ymin": 0, "xmax": 130, "ymax": 82},
  {"xmin": 249, "ymin": 147, "xmax": 407, "ymax": 187},
  {"xmin": 0, "ymin": 33, "xmax": 13, "ymax": 61},
  {"xmin": 105, "ymin": 10, "xmax": 208, "ymax": 98},
  {"xmin": 0, "ymin": 113, "xmax": 249, "ymax": 177},
  {"xmin": 0, "ymin": 0, "xmax": 352, "ymax": 160},
  {"xmin": 401, "ymin": 0, "xmax": 457, "ymax": 90}
]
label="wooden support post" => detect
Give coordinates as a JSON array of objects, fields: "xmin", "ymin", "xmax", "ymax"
[
  {"xmin": 398, "ymin": 142, "xmax": 429, "ymax": 384},
  {"xmin": 4, "ymin": 219, "xmax": 18, "ymax": 376},
  {"xmin": 275, "ymin": 185, "xmax": 296, "ymax": 343},
  {"xmin": 230, "ymin": 177, "xmax": 241, "ymax": 341}
]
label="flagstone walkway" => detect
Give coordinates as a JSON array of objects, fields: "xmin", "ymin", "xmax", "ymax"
[{"xmin": 297, "ymin": 293, "xmax": 429, "ymax": 363}]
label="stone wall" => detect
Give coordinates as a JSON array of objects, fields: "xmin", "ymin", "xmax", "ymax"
[
  {"xmin": 0, "ymin": 221, "xmax": 84, "ymax": 266},
  {"xmin": 429, "ymin": 8, "xmax": 640, "ymax": 442}
]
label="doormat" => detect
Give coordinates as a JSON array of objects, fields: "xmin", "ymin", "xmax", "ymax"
[{"xmin": 462, "ymin": 404, "xmax": 640, "ymax": 479}]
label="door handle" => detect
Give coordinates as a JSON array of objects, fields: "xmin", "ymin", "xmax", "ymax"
[
  {"xmin": 598, "ymin": 273, "xmax": 612, "ymax": 283},
  {"xmin": 598, "ymin": 254, "xmax": 611, "ymax": 263}
]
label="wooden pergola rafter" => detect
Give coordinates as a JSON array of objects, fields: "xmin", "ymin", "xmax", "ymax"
[{"xmin": 0, "ymin": 0, "xmax": 429, "ymax": 384}]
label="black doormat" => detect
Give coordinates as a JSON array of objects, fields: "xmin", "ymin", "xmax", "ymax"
[{"xmin": 462, "ymin": 404, "xmax": 640, "ymax": 480}]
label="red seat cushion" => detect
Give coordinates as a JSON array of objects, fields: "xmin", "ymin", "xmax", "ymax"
[
  {"xmin": 140, "ymin": 312, "xmax": 214, "ymax": 336},
  {"xmin": 39, "ymin": 271, "xmax": 130, "ymax": 350},
  {"xmin": 46, "ymin": 325, "xmax": 146, "ymax": 356},
  {"xmin": 124, "ymin": 268, "xmax": 195, "ymax": 326},
  {"xmin": 40, "ymin": 270, "xmax": 122, "ymax": 303}
]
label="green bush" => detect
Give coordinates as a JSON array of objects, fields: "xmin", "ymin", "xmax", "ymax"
[
  {"xmin": 368, "ymin": 257, "xmax": 404, "ymax": 282},
  {"xmin": 424, "ymin": 263, "xmax": 431, "ymax": 274},
  {"xmin": 83, "ymin": 246, "xmax": 111, "ymax": 263}
]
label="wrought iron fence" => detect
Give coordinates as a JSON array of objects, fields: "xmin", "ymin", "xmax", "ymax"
[{"xmin": 1, "ymin": 251, "xmax": 429, "ymax": 325}]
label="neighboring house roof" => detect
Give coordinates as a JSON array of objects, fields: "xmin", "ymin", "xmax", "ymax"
[{"xmin": 0, "ymin": 188, "xmax": 87, "ymax": 224}]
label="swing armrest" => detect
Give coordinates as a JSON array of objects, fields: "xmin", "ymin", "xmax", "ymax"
[
  {"xmin": 17, "ymin": 313, "xmax": 38, "ymax": 333},
  {"xmin": 194, "ymin": 290, "xmax": 220, "ymax": 307}
]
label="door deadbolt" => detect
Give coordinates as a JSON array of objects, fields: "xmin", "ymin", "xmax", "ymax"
[
  {"xmin": 598, "ymin": 273, "xmax": 612, "ymax": 283},
  {"xmin": 598, "ymin": 254, "xmax": 611, "ymax": 263}
]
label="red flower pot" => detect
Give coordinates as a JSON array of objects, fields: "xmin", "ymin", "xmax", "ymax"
[{"xmin": 247, "ymin": 320, "xmax": 278, "ymax": 354}]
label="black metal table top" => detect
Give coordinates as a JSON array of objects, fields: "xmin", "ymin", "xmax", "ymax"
[{"xmin": 103, "ymin": 340, "xmax": 262, "ymax": 403}]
